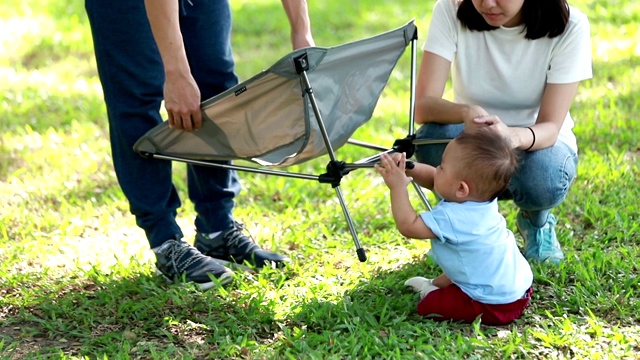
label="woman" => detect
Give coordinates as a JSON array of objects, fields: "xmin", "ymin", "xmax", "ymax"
[{"xmin": 413, "ymin": 0, "xmax": 592, "ymax": 264}]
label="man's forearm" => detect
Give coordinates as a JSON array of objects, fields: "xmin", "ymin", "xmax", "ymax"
[
  {"xmin": 280, "ymin": 0, "xmax": 314, "ymax": 49},
  {"xmin": 143, "ymin": 0, "xmax": 190, "ymax": 75}
]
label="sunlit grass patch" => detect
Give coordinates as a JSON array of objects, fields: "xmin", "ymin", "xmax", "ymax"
[{"xmin": 1, "ymin": 0, "xmax": 639, "ymax": 358}]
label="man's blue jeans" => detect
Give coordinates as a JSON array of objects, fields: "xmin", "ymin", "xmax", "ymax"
[
  {"xmin": 85, "ymin": 0, "xmax": 241, "ymax": 248},
  {"xmin": 414, "ymin": 123, "xmax": 578, "ymax": 228}
]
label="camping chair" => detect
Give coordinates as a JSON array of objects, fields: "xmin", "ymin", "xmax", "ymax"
[{"xmin": 134, "ymin": 20, "xmax": 444, "ymax": 262}]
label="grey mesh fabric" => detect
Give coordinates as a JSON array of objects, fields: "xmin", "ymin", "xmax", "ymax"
[{"xmin": 134, "ymin": 21, "xmax": 416, "ymax": 168}]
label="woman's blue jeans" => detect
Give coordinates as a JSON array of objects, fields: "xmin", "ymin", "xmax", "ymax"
[
  {"xmin": 414, "ymin": 123, "xmax": 578, "ymax": 228},
  {"xmin": 85, "ymin": 0, "xmax": 240, "ymax": 248}
]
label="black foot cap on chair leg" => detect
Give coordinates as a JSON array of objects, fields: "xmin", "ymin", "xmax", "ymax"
[{"xmin": 357, "ymin": 248, "xmax": 367, "ymax": 262}]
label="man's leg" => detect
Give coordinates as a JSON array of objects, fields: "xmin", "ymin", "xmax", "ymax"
[
  {"xmin": 178, "ymin": 0, "xmax": 288, "ymax": 268},
  {"xmin": 85, "ymin": 0, "xmax": 233, "ymax": 288},
  {"xmin": 85, "ymin": 0, "xmax": 182, "ymax": 247}
]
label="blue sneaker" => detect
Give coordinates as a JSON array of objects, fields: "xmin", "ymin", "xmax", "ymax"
[
  {"xmin": 154, "ymin": 239, "xmax": 234, "ymax": 290},
  {"xmin": 516, "ymin": 212, "xmax": 564, "ymax": 264},
  {"xmin": 195, "ymin": 222, "xmax": 290, "ymax": 269}
]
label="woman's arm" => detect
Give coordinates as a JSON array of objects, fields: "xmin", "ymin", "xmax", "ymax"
[
  {"xmin": 474, "ymin": 82, "xmax": 580, "ymax": 151},
  {"xmin": 414, "ymin": 51, "xmax": 488, "ymax": 125},
  {"xmin": 529, "ymin": 82, "xmax": 580, "ymax": 150}
]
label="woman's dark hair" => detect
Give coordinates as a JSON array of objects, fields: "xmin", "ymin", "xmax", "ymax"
[{"xmin": 457, "ymin": 0, "xmax": 570, "ymax": 39}]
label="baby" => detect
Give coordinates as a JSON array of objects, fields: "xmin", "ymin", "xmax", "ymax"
[{"xmin": 376, "ymin": 127, "xmax": 533, "ymax": 325}]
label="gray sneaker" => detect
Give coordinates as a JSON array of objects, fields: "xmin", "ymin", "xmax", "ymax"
[
  {"xmin": 195, "ymin": 222, "xmax": 290, "ymax": 268},
  {"xmin": 154, "ymin": 239, "xmax": 233, "ymax": 290}
]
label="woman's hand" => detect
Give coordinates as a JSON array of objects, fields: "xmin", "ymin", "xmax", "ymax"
[
  {"xmin": 463, "ymin": 104, "xmax": 489, "ymax": 126},
  {"xmin": 471, "ymin": 114, "xmax": 508, "ymax": 132},
  {"xmin": 471, "ymin": 115, "xmax": 521, "ymax": 148}
]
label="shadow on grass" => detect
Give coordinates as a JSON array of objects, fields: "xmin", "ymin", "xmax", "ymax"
[
  {"xmin": 0, "ymin": 257, "xmax": 491, "ymax": 358},
  {"xmin": 279, "ymin": 258, "xmax": 492, "ymax": 357},
  {"xmin": 278, "ymin": 256, "xmax": 639, "ymax": 358},
  {"xmin": 0, "ymin": 271, "xmax": 290, "ymax": 358},
  {"xmin": 1, "ymin": 250, "xmax": 638, "ymax": 359}
]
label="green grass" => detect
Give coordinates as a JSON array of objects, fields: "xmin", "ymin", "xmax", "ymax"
[{"xmin": 1, "ymin": 0, "xmax": 639, "ymax": 358}]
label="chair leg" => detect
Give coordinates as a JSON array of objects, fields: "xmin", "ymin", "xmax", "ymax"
[
  {"xmin": 411, "ymin": 181, "xmax": 433, "ymax": 211},
  {"xmin": 333, "ymin": 185, "xmax": 367, "ymax": 262}
]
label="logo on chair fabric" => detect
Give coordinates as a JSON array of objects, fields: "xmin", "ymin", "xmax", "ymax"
[{"xmin": 234, "ymin": 86, "xmax": 247, "ymax": 96}]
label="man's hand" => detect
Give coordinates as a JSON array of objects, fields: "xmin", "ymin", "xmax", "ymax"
[
  {"xmin": 144, "ymin": 0, "xmax": 202, "ymax": 132},
  {"xmin": 291, "ymin": 32, "xmax": 315, "ymax": 50},
  {"xmin": 164, "ymin": 71, "xmax": 202, "ymax": 131}
]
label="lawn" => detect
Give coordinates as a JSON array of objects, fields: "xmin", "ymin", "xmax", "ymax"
[{"xmin": 0, "ymin": 0, "xmax": 638, "ymax": 359}]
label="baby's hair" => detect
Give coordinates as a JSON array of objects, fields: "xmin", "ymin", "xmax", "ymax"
[
  {"xmin": 453, "ymin": 127, "xmax": 520, "ymax": 201},
  {"xmin": 457, "ymin": 0, "xmax": 570, "ymax": 40}
]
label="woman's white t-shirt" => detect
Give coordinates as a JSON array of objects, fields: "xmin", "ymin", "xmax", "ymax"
[{"xmin": 423, "ymin": 0, "xmax": 593, "ymax": 153}]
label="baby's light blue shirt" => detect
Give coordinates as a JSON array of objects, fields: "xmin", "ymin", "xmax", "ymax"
[{"xmin": 420, "ymin": 199, "xmax": 533, "ymax": 304}]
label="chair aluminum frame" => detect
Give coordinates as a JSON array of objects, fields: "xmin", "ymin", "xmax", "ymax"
[{"xmin": 135, "ymin": 21, "xmax": 447, "ymax": 262}]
